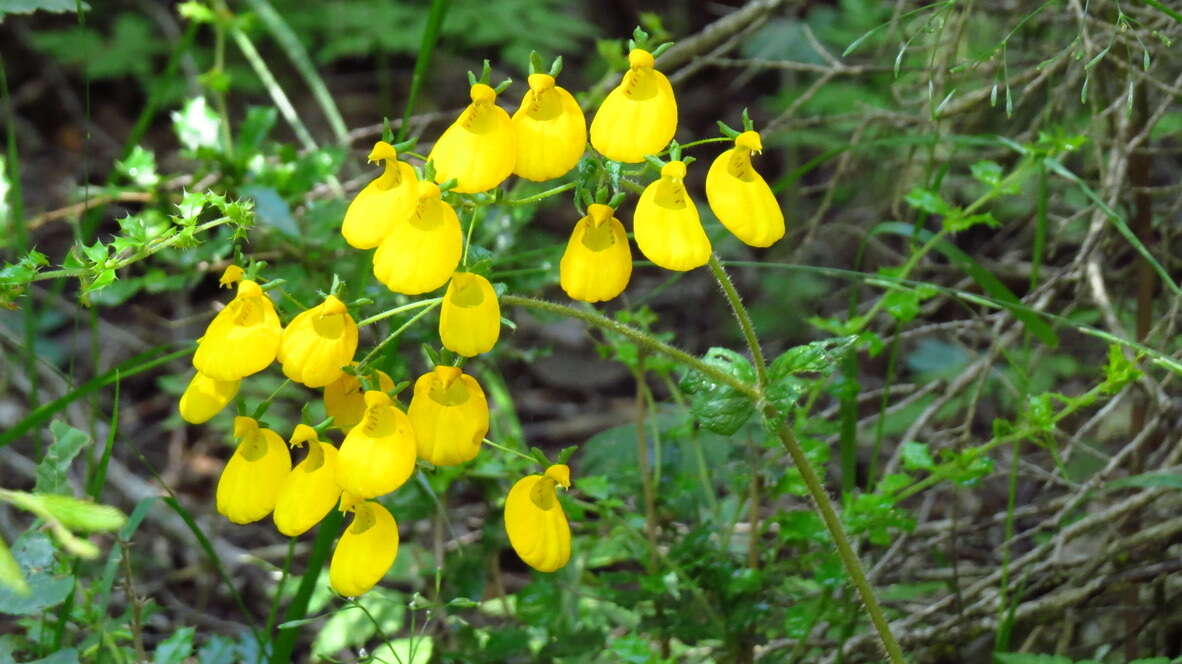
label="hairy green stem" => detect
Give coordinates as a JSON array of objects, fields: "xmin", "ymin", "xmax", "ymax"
[
  {"xmin": 500, "ymin": 295, "xmax": 756, "ymax": 399},
  {"xmin": 501, "ymin": 292, "xmax": 907, "ymax": 663},
  {"xmin": 707, "ymin": 255, "xmax": 768, "ymax": 389},
  {"xmin": 708, "ymin": 259, "xmax": 906, "ymax": 664}
]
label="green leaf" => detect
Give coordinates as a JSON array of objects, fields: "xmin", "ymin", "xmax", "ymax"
[
  {"xmin": 153, "ymin": 627, "xmax": 195, "ymax": 664},
  {"xmin": 35, "ymin": 421, "xmax": 90, "ymax": 494},
  {"xmin": 900, "ymin": 442, "xmax": 935, "ymax": 470},
  {"xmin": 35, "ymin": 494, "xmax": 126, "ymax": 532},
  {"xmin": 872, "ymin": 222, "xmax": 1059, "ymax": 347},
  {"xmin": 944, "ymin": 211, "xmax": 1000, "ymax": 233},
  {"xmin": 680, "ymin": 348, "xmax": 756, "ymax": 435},
  {"xmin": 115, "ymin": 146, "xmax": 159, "ymax": 187},
  {"xmin": 970, "ymin": 160, "xmax": 1003, "ymax": 187},
  {"xmin": 177, "ymin": 1, "xmax": 216, "ymax": 23},
  {"xmin": 312, "ymin": 589, "xmax": 405, "ymax": 657},
  {"xmin": 1101, "ymin": 344, "xmax": 1141, "ymax": 393},
  {"xmin": 374, "ymin": 637, "xmax": 433, "ymax": 664},
  {"xmin": 0, "ymin": 532, "xmax": 74, "ymax": 615},
  {"xmin": 904, "ymin": 187, "xmax": 955, "ymax": 216},
  {"xmin": 171, "ymin": 97, "xmax": 222, "ymax": 152}
]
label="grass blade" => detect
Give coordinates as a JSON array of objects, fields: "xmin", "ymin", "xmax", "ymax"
[
  {"xmin": 871, "ymin": 221, "xmax": 1060, "ymax": 347},
  {"xmin": 397, "ymin": 0, "xmax": 450, "ymax": 142},
  {"xmin": 0, "ymin": 344, "xmax": 194, "ymax": 448},
  {"xmin": 243, "ymin": 0, "xmax": 348, "ymax": 145}
]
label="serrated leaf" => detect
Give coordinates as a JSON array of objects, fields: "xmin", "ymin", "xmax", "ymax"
[
  {"xmin": 35, "ymin": 421, "xmax": 90, "ymax": 494},
  {"xmin": 900, "ymin": 441, "xmax": 934, "ymax": 470},
  {"xmin": 680, "ymin": 348, "xmax": 756, "ymax": 435},
  {"xmin": 115, "ymin": 145, "xmax": 159, "ymax": 187},
  {"xmin": 171, "ymin": 97, "xmax": 221, "ymax": 152},
  {"xmin": 904, "ymin": 187, "xmax": 955, "ymax": 216},
  {"xmin": 970, "ymin": 160, "xmax": 1003, "ymax": 186},
  {"xmin": 944, "ymin": 211, "xmax": 1000, "ymax": 232}
]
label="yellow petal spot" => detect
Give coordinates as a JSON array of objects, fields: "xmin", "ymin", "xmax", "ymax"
[
  {"xmin": 217, "ymin": 418, "xmax": 291, "ymax": 524},
  {"xmin": 633, "ymin": 161, "xmax": 711, "ymax": 271},
  {"xmin": 277, "ymin": 294, "xmax": 359, "ymax": 388},
  {"xmin": 219, "ymin": 265, "xmax": 245, "ymax": 288},
  {"xmin": 545, "ymin": 463, "xmax": 571, "ymax": 488},
  {"xmin": 336, "ymin": 391, "xmax": 417, "ymax": 498},
  {"xmin": 178, "ymin": 371, "xmax": 239, "ymax": 424},
  {"xmin": 560, "ymin": 205, "xmax": 631, "ymax": 302},
  {"xmin": 329, "ymin": 500, "xmax": 399, "ymax": 597},
  {"xmin": 289, "ymin": 423, "xmax": 319, "ymax": 448},
  {"xmin": 470, "ymin": 83, "xmax": 496, "ymax": 104},
  {"xmin": 439, "ymin": 273, "xmax": 501, "ymax": 356},
  {"xmin": 590, "ymin": 49, "xmax": 676, "ymax": 163},
  {"xmin": 735, "ymin": 130, "xmax": 763, "ymax": 153},
  {"xmin": 409, "ymin": 366, "xmax": 489, "ymax": 466},
  {"xmin": 705, "ymin": 134, "xmax": 784, "ymax": 248},
  {"xmin": 368, "ymin": 140, "xmax": 398, "ymax": 163},
  {"xmin": 504, "ymin": 466, "xmax": 573, "ymax": 572},
  {"xmin": 323, "ymin": 368, "xmax": 395, "ymax": 431},
  {"xmin": 628, "ymin": 48, "xmax": 655, "ymax": 69}
]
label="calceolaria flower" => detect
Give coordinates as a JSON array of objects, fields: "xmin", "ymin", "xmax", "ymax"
[
  {"xmin": 505, "ymin": 464, "xmax": 572, "ymax": 573},
  {"xmin": 178, "ymin": 371, "xmax": 240, "ymax": 424},
  {"xmin": 193, "ymin": 279, "xmax": 283, "ymax": 381},
  {"xmin": 634, "ymin": 160, "xmax": 711, "ymax": 271},
  {"xmin": 408, "ymin": 366, "xmax": 489, "ymax": 466},
  {"xmin": 323, "ymin": 368, "xmax": 394, "ymax": 431},
  {"xmin": 590, "ymin": 49, "xmax": 677, "ymax": 163},
  {"xmin": 372, "ymin": 182, "xmax": 462, "ymax": 295},
  {"xmin": 429, "ymin": 83, "xmax": 516, "ymax": 194},
  {"xmin": 336, "ymin": 391, "xmax": 417, "ymax": 499},
  {"xmin": 273, "ymin": 424, "xmax": 342, "ymax": 537},
  {"xmin": 329, "ymin": 496, "xmax": 399, "ymax": 597},
  {"xmin": 277, "ymin": 295, "xmax": 359, "ymax": 388},
  {"xmin": 439, "ymin": 272, "xmax": 500, "ymax": 357},
  {"xmin": 218, "ymin": 264, "xmax": 245, "ymax": 287},
  {"xmin": 341, "ymin": 141, "xmax": 419, "ymax": 249},
  {"xmin": 512, "ymin": 73, "xmax": 586, "ymax": 181},
  {"xmin": 216, "ymin": 417, "xmax": 291, "ymax": 525},
  {"xmin": 705, "ymin": 130, "xmax": 784, "ymax": 248},
  {"xmin": 559, "ymin": 203, "xmax": 632, "ymax": 302}
]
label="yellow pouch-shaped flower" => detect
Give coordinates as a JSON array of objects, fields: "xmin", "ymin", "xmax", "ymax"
[
  {"xmin": 512, "ymin": 73, "xmax": 586, "ymax": 181},
  {"xmin": 372, "ymin": 182, "xmax": 462, "ymax": 295},
  {"xmin": 216, "ymin": 417, "xmax": 291, "ymax": 524},
  {"xmin": 178, "ymin": 371, "xmax": 240, "ymax": 424},
  {"xmin": 342, "ymin": 142, "xmax": 419, "ymax": 249},
  {"xmin": 329, "ymin": 497, "xmax": 399, "ymax": 597},
  {"xmin": 505, "ymin": 464, "xmax": 571, "ymax": 572},
  {"xmin": 429, "ymin": 83, "xmax": 516, "ymax": 194},
  {"xmin": 439, "ymin": 272, "xmax": 500, "ymax": 357},
  {"xmin": 323, "ymin": 368, "xmax": 394, "ymax": 431},
  {"xmin": 193, "ymin": 279, "xmax": 283, "ymax": 381},
  {"xmin": 705, "ymin": 131, "xmax": 784, "ymax": 248},
  {"xmin": 273, "ymin": 424, "xmax": 342, "ymax": 537},
  {"xmin": 336, "ymin": 391, "xmax": 417, "ymax": 499},
  {"xmin": 634, "ymin": 161, "xmax": 711, "ymax": 271},
  {"xmin": 408, "ymin": 366, "xmax": 489, "ymax": 466},
  {"xmin": 590, "ymin": 49, "xmax": 677, "ymax": 164},
  {"xmin": 559, "ymin": 203, "xmax": 632, "ymax": 302},
  {"xmin": 277, "ymin": 295, "xmax": 359, "ymax": 388}
]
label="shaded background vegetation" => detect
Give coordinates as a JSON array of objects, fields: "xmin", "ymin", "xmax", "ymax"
[{"xmin": 1, "ymin": 1, "xmax": 1180, "ymax": 662}]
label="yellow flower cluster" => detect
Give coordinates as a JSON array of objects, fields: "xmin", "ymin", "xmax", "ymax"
[
  {"xmin": 180, "ymin": 34, "xmax": 787, "ymax": 598},
  {"xmin": 178, "ymin": 267, "xmax": 562, "ymax": 597},
  {"xmin": 343, "ymin": 47, "xmax": 783, "ymax": 314}
]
